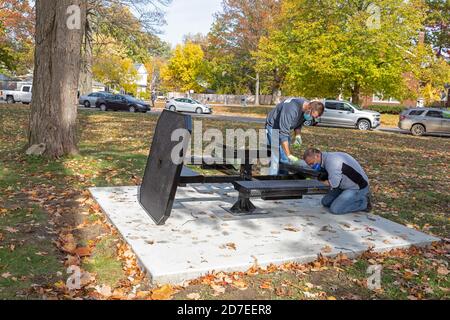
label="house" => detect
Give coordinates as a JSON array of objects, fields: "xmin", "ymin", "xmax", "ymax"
[{"xmin": 134, "ymin": 64, "xmax": 148, "ymax": 96}]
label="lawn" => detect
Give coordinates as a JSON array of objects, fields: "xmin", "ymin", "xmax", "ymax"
[{"xmin": 0, "ymin": 104, "xmax": 448, "ymax": 300}]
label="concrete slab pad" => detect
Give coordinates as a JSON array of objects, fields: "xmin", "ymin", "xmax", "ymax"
[{"xmin": 89, "ymin": 185, "xmax": 440, "ymax": 285}]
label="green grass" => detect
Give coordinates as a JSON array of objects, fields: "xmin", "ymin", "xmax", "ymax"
[
  {"xmin": 0, "ymin": 208, "xmax": 63, "ymax": 299},
  {"xmin": 83, "ymin": 237, "xmax": 124, "ymax": 288}
]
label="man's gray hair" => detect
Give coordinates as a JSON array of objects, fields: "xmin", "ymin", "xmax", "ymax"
[{"xmin": 303, "ymin": 148, "xmax": 322, "ymax": 160}]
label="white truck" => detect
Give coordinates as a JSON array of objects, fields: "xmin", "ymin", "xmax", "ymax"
[{"xmin": 0, "ymin": 84, "xmax": 33, "ymax": 104}]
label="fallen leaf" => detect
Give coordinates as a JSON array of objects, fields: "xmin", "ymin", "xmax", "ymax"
[
  {"xmin": 321, "ymin": 245, "xmax": 332, "ymax": 253},
  {"xmin": 95, "ymin": 285, "xmax": 112, "ymax": 298},
  {"xmin": 437, "ymin": 266, "xmax": 449, "ymax": 276},
  {"xmin": 225, "ymin": 243, "xmax": 237, "ymax": 251},
  {"xmin": 211, "ymin": 284, "xmax": 226, "ymax": 296},
  {"xmin": 327, "ymin": 296, "xmax": 337, "ymax": 300},
  {"xmin": 151, "ymin": 285, "xmax": 175, "ymax": 300},
  {"xmin": 186, "ymin": 293, "xmax": 201, "ymax": 300},
  {"xmin": 232, "ymin": 279, "xmax": 248, "ymax": 291},
  {"xmin": 65, "ymin": 255, "xmax": 80, "ymax": 267},
  {"xmin": 5, "ymin": 227, "xmax": 18, "ymax": 233},
  {"xmin": 60, "ymin": 233, "xmax": 77, "ymax": 253},
  {"xmin": 259, "ymin": 281, "xmax": 272, "ymax": 290},
  {"xmin": 1, "ymin": 272, "xmax": 11, "ymax": 279},
  {"xmin": 74, "ymin": 247, "xmax": 92, "ymax": 257},
  {"xmin": 284, "ymin": 226, "xmax": 300, "ymax": 232}
]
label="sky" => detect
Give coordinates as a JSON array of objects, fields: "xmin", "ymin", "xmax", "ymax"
[{"xmin": 160, "ymin": 0, "xmax": 223, "ymax": 46}]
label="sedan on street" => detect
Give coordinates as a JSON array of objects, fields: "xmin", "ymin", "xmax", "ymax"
[
  {"xmin": 96, "ymin": 94, "xmax": 151, "ymax": 113},
  {"xmin": 165, "ymin": 98, "xmax": 212, "ymax": 114}
]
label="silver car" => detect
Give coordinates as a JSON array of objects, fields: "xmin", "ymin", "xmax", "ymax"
[
  {"xmin": 165, "ymin": 98, "xmax": 212, "ymax": 114},
  {"xmin": 399, "ymin": 108, "xmax": 450, "ymax": 136},
  {"xmin": 79, "ymin": 92, "xmax": 112, "ymax": 108},
  {"xmin": 306, "ymin": 100, "xmax": 381, "ymax": 130}
]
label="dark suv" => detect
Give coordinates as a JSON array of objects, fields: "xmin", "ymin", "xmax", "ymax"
[{"xmin": 96, "ymin": 94, "xmax": 151, "ymax": 113}]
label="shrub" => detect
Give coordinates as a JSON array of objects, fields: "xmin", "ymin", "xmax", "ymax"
[{"xmin": 365, "ymin": 105, "xmax": 407, "ymax": 115}]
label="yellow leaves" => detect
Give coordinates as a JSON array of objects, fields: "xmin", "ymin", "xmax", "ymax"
[
  {"xmin": 161, "ymin": 42, "xmax": 206, "ymax": 92},
  {"xmin": 151, "ymin": 285, "xmax": 176, "ymax": 300}
]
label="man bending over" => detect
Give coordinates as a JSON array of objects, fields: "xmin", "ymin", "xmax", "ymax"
[{"xmin": 303, "ymin": 148, "xmax": 372, "ymax": 215}]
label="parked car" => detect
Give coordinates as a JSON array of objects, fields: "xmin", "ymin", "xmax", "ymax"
[
  {"xmin": 96, "ymin": 94, "xmax": 151, "ymax": 113},
  {"xmin": 79, "ymin": 91, "xmax": 112, "ymax": 108},
  {"xmin": 305, "ymin": 100, "xmax": 381, "ymax": 131},
  {"xmin": 0, "ymin": 84, "xmax": 32, "ymax": 104},
  {"xmin": 399, "ymin": 108, "xmax": 450, "ymax": 136},
  {"xmin": 165, "ymin": 98, "xmax": 212, "ymax": 114}
]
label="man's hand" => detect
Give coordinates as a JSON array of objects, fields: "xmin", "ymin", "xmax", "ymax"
[
  {"xmin": 293, "ymin": 135, "xmax": 302, "ymax": 146},
  {"xmin": 288, "ymin": 155, "xmax": 301, "ymax": 165},
  {"xmin": 318, "ymin": 170, "xmax": 329, "ymax": 182}
]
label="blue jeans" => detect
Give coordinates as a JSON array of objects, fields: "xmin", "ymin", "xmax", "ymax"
[
  {"xmin": 266, "ymin": 126, "xmax": 290, "ymax": 175},
  {"xmin": 322, "ymin": 187, "xmax": 370, "ymax": 215}
]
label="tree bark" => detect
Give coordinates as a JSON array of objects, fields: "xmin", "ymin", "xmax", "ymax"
[
  {"xmin": 351, "ymin": 82, "xmax": 361, "ymax": 105},
  {"xmin": 79, "ymin": 35, "xmax": 92, "ymax": 96},
  {"xmin": 29, "ymin": 0, "xmax": 86, "ymax": 157}
]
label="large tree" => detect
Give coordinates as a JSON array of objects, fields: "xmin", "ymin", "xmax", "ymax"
[
  {"xmin": 161, "ymin": 42, "xmax": 207, "ymax": 93},
  {"xmin": 257, "ymin": 0, "xmax": 427, "ymax": 104},
  {"xmin": 0, "ymin": 0, "xmax": 35, "ymax": 75},
  {"xmin": 28, "ymin": 0, "xmax": 87, "ymax": 157},
  {"xmin": 425, "ymin": 0, "xmax": 450, "ymax": 58},
  {"xmin": 207, "ymin": 0, "xmax": 281, "ymax": 104},
  {"xmin": 79, "ymin": 0, "xmax": 171, "ymax": 95}
]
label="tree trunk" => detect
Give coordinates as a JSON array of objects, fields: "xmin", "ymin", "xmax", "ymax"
[
  {"xmin": 254, "ymin": 72, "xmax": 260, "ymax": 106},
  {"xmin": 351, "ymin": 82, "xmax": 361, "ymax": 105},
  {"xmin": 79, "ymin": 35, "xmax": 92, "ymax": 96},
  {"xmin": 29, "ymin": 0, "xmax": 86, "ymax": 157},
  {"xmin": 271, "ymin": 69, "xmax": 283, "ymax": 105}
]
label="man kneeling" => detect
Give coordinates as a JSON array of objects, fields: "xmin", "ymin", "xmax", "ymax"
[{"xmin": 303, "ymin": 148, "xmax": 371, "ymax": 215}]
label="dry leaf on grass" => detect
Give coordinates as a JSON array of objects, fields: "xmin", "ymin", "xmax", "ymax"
[
  {"xmin": 259, "ymin": 281, "xmax": 272, "ymax": 290},
  {"xmin": 232, "ymin": 279, "xmax": 248, "ymax": 291},
  {"xmin": 186, "ymin": 293, "xmax": 201, "ymax": 300},
  {"xmin": 151, "ymin": 285, "xmax": 175, "ymax": 300},
  {"xmin": 437, "ymin": 266, "xmax": 449, "ymax": 276},
  {"xmin": 5, "ymin": 227, "xmax": 18, "ymax": 233},
  {"xmin": 95, "ymin": 285, "xmax": 112, "ymax": 298},
  {"xmin": 74, "ymin": 247, "xmax": 92, "ymax": 257},
  {"xmin": 211, "ymin": 284, "xmax": 226, "ymax": 296}
]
